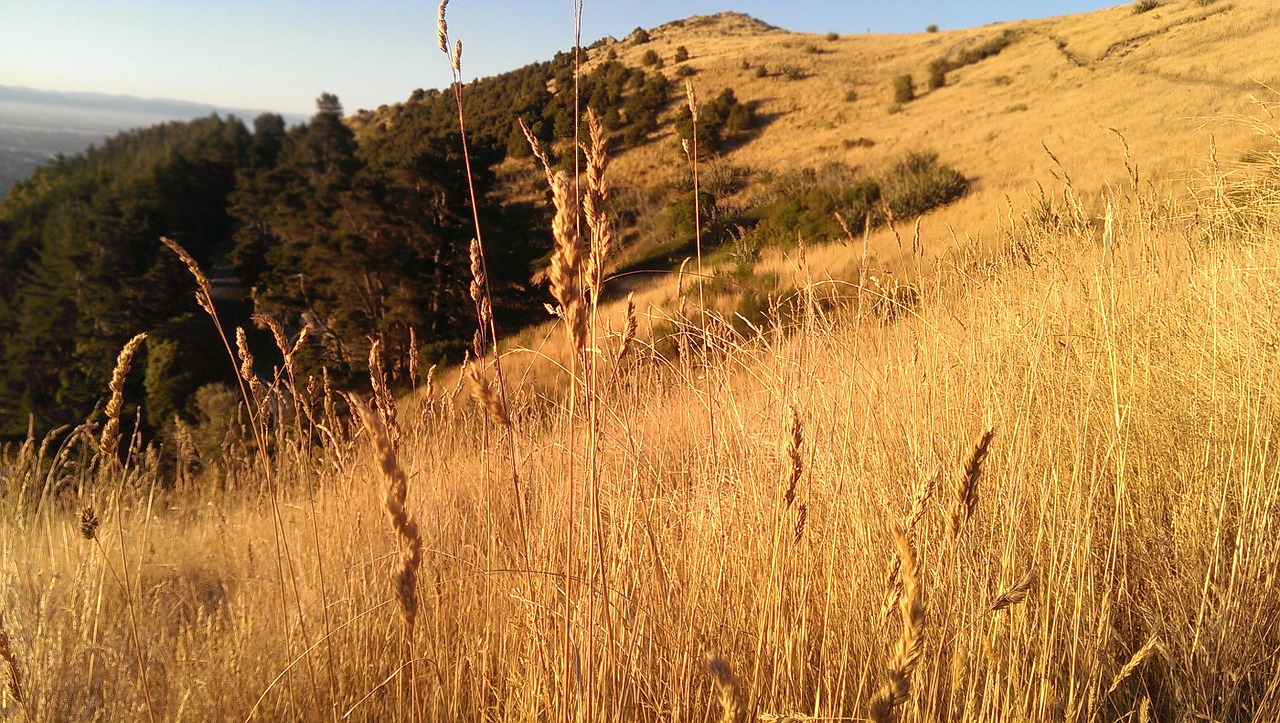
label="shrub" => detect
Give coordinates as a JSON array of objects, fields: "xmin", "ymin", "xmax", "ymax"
[
  {"xmin": 675, "ymin": 65, "xmax": 696, "ymax": 78},
  {"xmin": 927, "ymin": 59, "xmax": 950, "ymax": 90},
  {"xmin": 642, "ymin": 49, "xmax": 662, "ymax": 67},
  {"xmin": 844, "ymin": 89, "xmax": 858, "ymax": 102},
  {"xmin": 881, "ymin": 150, "xmax": 970, "ymax": 218},
  {"xmin": 893, "ymin": 74, "xmax": 915, "ymax": 104},
  {"xmin": 755, "ymin": 65, "xmax": 769, "ymax": 78},
  {"xmin": 741, "ymin": 153, "xmax": 967, "ymax": 249},
  {"xmin": 826, "ymin": 31, "xmax": 840, "ymax": 41},
  {"xmin": 1133, "ymin": 0, "xmax": 1159, "ymax": 12},
  {"xmin": 674, "ymin": 45, "xmax": 690, "ymax": 63},
  {"xmin": 927, "ymin": 24, "xmax": 939, "ymax": 33},
  {"xmin": 632, "ymin": 26, "xmax": 651, "ymax": 44},
  {"xmin": 780, "ymin": 64, "xmax": 807, "ymax": 81},
  {"xmin": 676, "ymin": 87, "xmax": 756, "ymax": 155}
]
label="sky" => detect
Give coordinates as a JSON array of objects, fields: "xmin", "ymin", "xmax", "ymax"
[{"xmin": 0, "ymin": 1, "xmax": 1122, "ymax": 116}]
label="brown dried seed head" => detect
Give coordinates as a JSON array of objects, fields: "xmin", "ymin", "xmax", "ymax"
[
  {"xmin": 79, "ymin": 506, "xmax": 100, "ymax": 541},
  {"xmin": 160, "ymin": 236, "xmax": 214, "ymax": 315},
  {"xmin": 703, "ymin": 651, "xmax": 746, "ymax": 723},
  {"xmin": 783, "ymin": 406, "xmax": 803, "ymax": 507},
  {"xmin": 793, "ymin": 502, "xmax": 808, "ymax": 544},
  {"xmin": 617, "ymin": 293, "xmax": 637, "ymax": 363},
  {"xmin": 99, "ymin": 332, "xmax": 148, "ymax": 462},
  {"xmin": 990, "ymin": 568, "xmax": 1036, "ymax": 613},
  {"xmin": 869, "ymin": 522, "xmax": 925, "ymax": 723},
  {"xmin": 349, "ymin": 393, "xmax": 422, "ymax": 630},
  {"xmin": 518, "ymin": 118, "xmax": 553, "ymax": 181},
  {"xmin": 453, "ymin": 39, "xmax": 462, "ymax": 71},
  {"xmin": 948, "ymin": 427, "xmax": 995, "ymax": 540},
  {"xmin": 467, "ymin": 361, "xmax": 510, "ymax": 428}
]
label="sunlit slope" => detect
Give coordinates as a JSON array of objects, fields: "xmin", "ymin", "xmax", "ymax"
[{"xmin": 595, "ymin": 0, "xmax": 1280, "ymax": 248}]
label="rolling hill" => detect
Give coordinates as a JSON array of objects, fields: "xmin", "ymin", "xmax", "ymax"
[{"xmin": 6, "ymin": 2, "xmax": 1280, "ymax": 721}]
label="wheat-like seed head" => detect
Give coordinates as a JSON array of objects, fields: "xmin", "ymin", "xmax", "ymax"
[
  {"xmin": 617, "ymin": 293, "xmax": 637, "ymax": 364},
  {"xmin": 467, "ymin": 361, "xmax": 511, "ymax": 428},
  {"xmin": 783, "ymin": 405, "xmax": 803, "ymax": 508},
  {"xmin": 685, "ymin": 79, "xmax": 699, "ymax": 121},
  {"xmin": 436, "ymin": 0, "xmax": 449, "ymax": 54},
  {"xmin": 368, "ymin": 339, "xmax": 401, "ymax": 448},
  {"xmin": 350, "ymin": 393, "xmax": 422, "ymax": 631},
  {"xmin": 948, "ymin": 427, "xmax": 995, "ymax": 540},
  {"xmin": 547, "ymin": 170, "xmax": 587, "ymax": 355},
  {"xmin": 703, "ymin": 651, "xmax": 746, "ymax": 723},
  {"xmin": 98, "ymin": 332, "xmax": 147, "ymax": 464},
  {"xmin": 884, "ymin": 469, "xmax": 939, "ymax": 618},
  {"xmin": 235, "ymin": 327, "xmax": 266, "ymax": 404},
  {"xmin": 1103, "ymin": 635, "xmax": 1161, "ymax": 701},
  {"xmin": 518, "ymin": 118, "xmax": 553, "ymax": 182},
  {"xmin": 79, "ymin": 507, "xmax": 100, "ymax": 541},
  {"xmin": 469, "ymin": 238, "xmax": 493, "ymax": 331},
  {"xmin": 582, "ymin": 108, "xmax": 613, "ymax": 302},
  {"xmin": 990, "ymin": 568, "xmax": 1037, "ymax": 613},
  {"xmin": 793, "ymin": 502, "xmax": 808, "ymax": 544},
  {"xmin": 869, "ymin": 522, "xmax": 925, "ymax": 723},
  {"xmin": 159, "ymin": 236, "xmax": 215, "ymax": 316},
  {"xmin": 452, "ymin": 39, "xmax": 462, "ymax": 71}
]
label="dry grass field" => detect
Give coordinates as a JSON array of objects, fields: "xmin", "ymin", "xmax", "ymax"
[{"xmin": 6, "ymin": 1, "xmax": 1280, "ymax": 721}]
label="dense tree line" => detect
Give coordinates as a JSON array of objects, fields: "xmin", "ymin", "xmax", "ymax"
[{"xmin": 0, "ymin": 45, "xmax": 680, "ymax": 443}]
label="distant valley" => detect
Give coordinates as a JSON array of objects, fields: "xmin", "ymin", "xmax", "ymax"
[{"xmin": 0, "ymin": 84, "xmax": 305, "ymax": 194}]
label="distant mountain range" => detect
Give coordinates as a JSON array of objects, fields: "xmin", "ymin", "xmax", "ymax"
[{"xmin": 0, "ymin": 84, "xmax": 306, "ymax": 194}]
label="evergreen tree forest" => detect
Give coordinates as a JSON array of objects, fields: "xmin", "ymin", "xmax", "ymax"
[{"xmin": 0, "ymin": 52, "xmax": 681, "ymax": 443}]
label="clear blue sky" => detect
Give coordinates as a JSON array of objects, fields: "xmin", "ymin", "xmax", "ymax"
[{"xmin": 0, "ymin": 1, "xmax": 1120, "ymax": 115}]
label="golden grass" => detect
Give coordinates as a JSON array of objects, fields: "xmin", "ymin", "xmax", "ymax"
[
  {"xmin": 7, "ymin": 6, "xmax": 1280, "ymax": 722},
  {"xmin": 5, "ymin": 136, "xmax": 1280, "ymax": 718}
]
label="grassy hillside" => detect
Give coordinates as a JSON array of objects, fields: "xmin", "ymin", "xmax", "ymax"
[{"xmin": 5, "ymin": 2, "xmax": 1280, "ymax": 721}]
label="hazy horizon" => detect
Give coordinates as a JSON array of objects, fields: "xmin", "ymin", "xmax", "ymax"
[{"xmin": 1, "ymin": 2, "xmax": 1121, "ymax": 115}]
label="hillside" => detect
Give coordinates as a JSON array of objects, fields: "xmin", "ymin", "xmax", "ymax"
[
  {"xmin": 358, "ymin": 0, "xmax": 1280, "ymax": 393},
  {"xmin": 5, "ymin": 1, "xmax": 1280, "ymax": 721},
  {"xmin": 588, "ymin": 1, "xmax": 1278, "ymax": 247}
]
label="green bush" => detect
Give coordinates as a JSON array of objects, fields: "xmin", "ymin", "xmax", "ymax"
[
  {"xmin": 893, "ymin": 74, "xmax": 915, "ymax": 104},
  {"xmin": 675, "ymin": 65, "xmax": 696, "ymax": 78},
  {"xmin": 632, "ymin": 27, "xmax": 651, "ymax": 44},
  {"xmin": 881, "ymin": 151, "xmax": 970, "ymax": 218},
  {"xmin": 741, "ymin": 153, "xmax": 968, "ymax": 249},
  {"xmin": 927, "ymin": 24, "xmax": 939, "ymax": 33},
  {"xmin": 1133, "ymin": 0, "xmax": 1159, "ymax": 12},
  {"xmin": 755, "ymin": 65, "xmax": 769, "ymax": 78},
  {"xmin": 642, "ymin": 49, "xmax": 662, "ymax": 67},
  {"xmin": 674, "ymin": 46, "xmax": 690, "ymax": 62}
]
